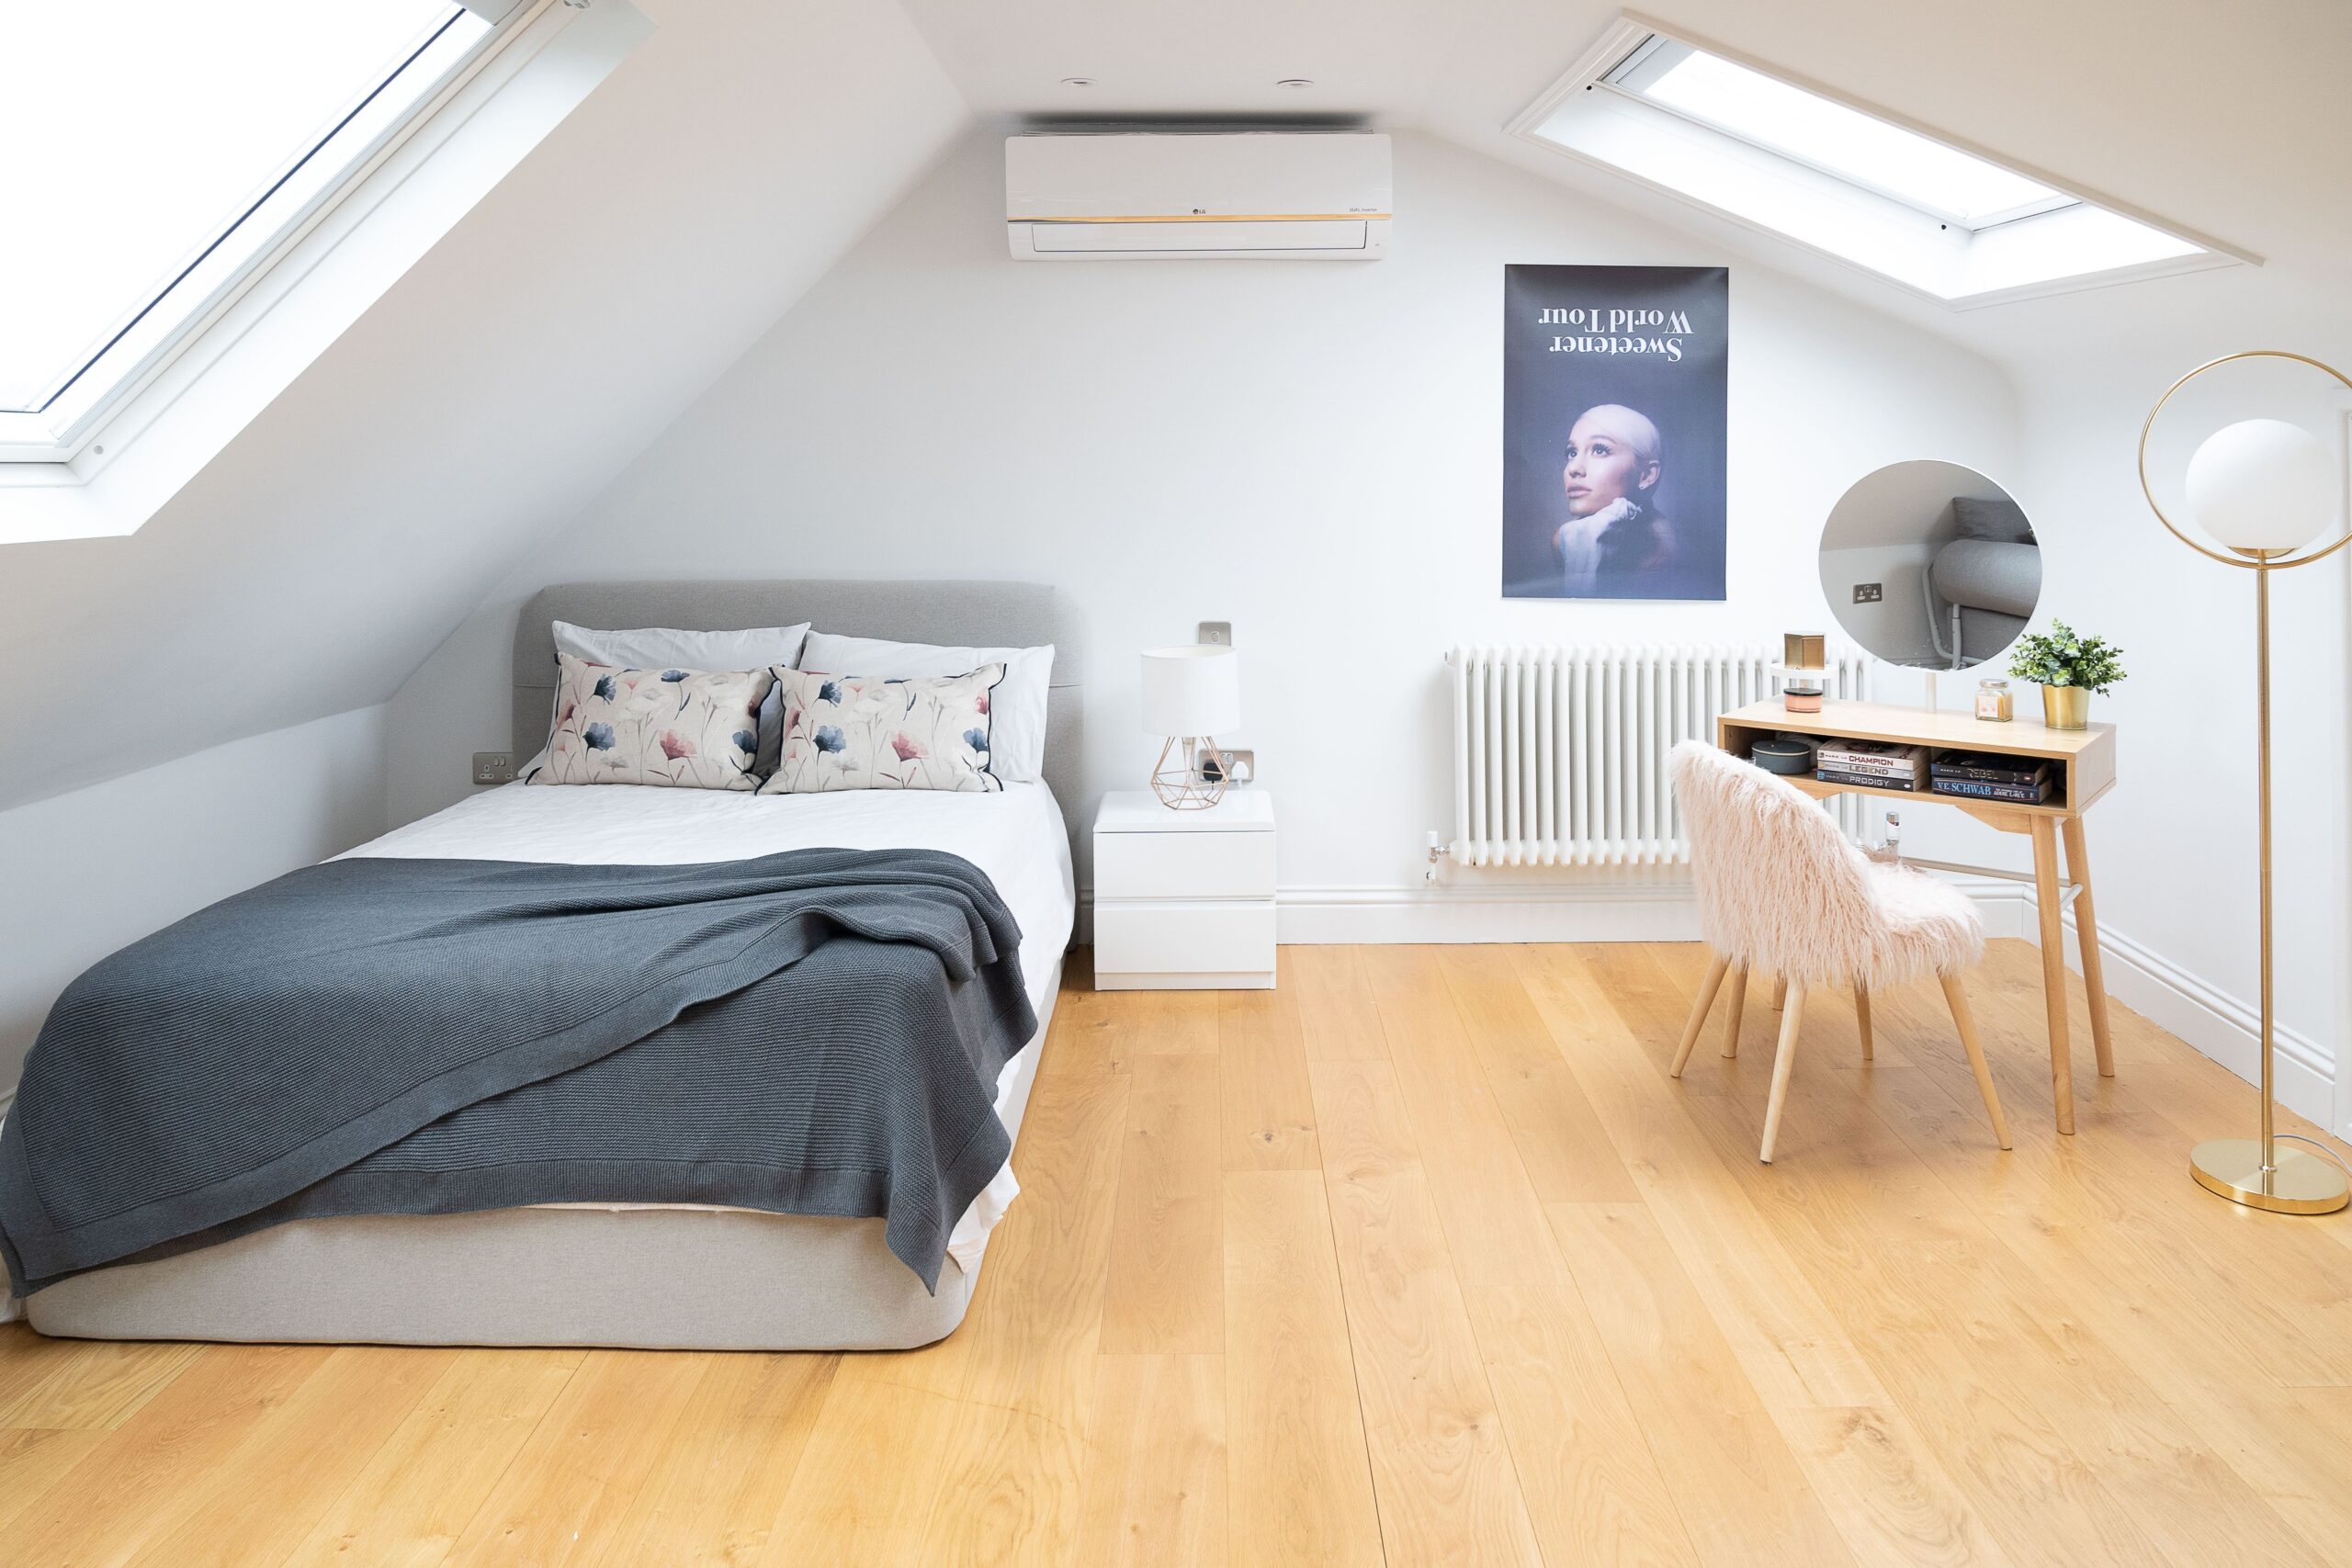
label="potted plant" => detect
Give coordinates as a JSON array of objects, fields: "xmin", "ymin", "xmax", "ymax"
[{"xmin": 2007, "ymin": 620, "xmax": 2126, "ymax": 730}]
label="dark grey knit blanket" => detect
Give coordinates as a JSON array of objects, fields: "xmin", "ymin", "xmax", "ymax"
[{"xmin": 0, "ymin": 848, "xmax": 1034, "ymax": 1297}]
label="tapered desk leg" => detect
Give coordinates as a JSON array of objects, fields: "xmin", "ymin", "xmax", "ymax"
[
  {"xmin": 2030, "ymin": 817, "xmax": 2075, "ymax": 1134},
  {"xmin": 2062, "ymin": 815, "xmax": 2115, "ymax": 1078}
]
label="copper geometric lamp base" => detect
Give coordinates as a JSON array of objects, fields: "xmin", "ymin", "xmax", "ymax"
[
  {"xmin": 2189, "ymin": 1138, "xmax": 2350, "ymax": 1215},
  {"xmin": 1148, "ymin": 734, "xmax": 1228, "ymax": 810}
]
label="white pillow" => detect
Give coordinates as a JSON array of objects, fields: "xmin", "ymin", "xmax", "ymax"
[
  {"xmin": 552, "ymin": 619, "xmax": 810, "ymax": 672},
  {"xmin": 538, "ymin": 621, "xmax": 812, "ymax": 777},
  {"xmin": 798, "ymin": 632, "xmax": 1055, "ymax": 784}
]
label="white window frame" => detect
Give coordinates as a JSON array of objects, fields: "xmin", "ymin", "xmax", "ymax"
[
  {"xmin": 1510, "ymin": 13, "xmax": 2255, "ymax": 310},
  {"xmin": 0, "ymin": 0, "xmax": 629, "ymax": 480}
]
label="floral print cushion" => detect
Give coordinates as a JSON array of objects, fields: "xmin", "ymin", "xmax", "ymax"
[
  {"xmin": 763, "ymin": 664, "xmax": 1005, "ymax": 795},
  {"xmin": 527, "ymin": 653, "xmax": 774, "ymax": 790}
]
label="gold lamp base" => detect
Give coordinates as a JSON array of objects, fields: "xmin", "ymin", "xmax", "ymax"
[{"xmin": 2189, "ymin": 1138, "xmax": 2350, "ymax": 1215}]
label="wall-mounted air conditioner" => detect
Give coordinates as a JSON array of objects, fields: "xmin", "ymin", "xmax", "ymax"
[{"xmin": 1005, "ymin": 131, "xmax": 1391, "ymax": 261}]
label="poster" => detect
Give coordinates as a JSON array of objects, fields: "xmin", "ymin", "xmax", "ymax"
[{"xmin": 1501, "ymin": 265, "xmax": 1729, "ymax": 601}]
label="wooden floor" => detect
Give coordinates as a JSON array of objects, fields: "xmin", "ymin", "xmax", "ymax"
[{"xmin": 6, "ymin": 941, "xmax": 2352, "ymax": 1567}]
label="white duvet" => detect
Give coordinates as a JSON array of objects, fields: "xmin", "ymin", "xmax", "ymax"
[{"xmin": 342, "ymin": 779, "xmax": 1077, "ymax": 1270}]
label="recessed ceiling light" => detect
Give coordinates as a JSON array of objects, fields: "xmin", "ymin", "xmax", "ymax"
[
  {"xmin": 1276, "ymin": 78, "xmax": 1314, "ymax": 88},
  {"xmin": 1060, "ymin": 76, "xmax": 1095, "ymax": 87}
]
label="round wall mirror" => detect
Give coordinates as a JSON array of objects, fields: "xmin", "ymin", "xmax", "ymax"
[{"xmin": 1818, "ymin": 460, "xmax": 2041, "ymax": 670}]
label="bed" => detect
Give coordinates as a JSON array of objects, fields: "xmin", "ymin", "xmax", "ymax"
[{"xmin": 17, "ymin": 580, "xmax": 1083, "ymax": 1349}]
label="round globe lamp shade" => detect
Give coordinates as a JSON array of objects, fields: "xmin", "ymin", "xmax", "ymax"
[
  {"xmin": 2184, "ymin": 417, "xmax": 2338, "ymax": 555},
  {"xmin": 1140, "ymin": 646, "xmax": 1239, "ymax": 737}
]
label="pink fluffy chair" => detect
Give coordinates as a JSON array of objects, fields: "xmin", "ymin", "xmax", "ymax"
[{"xmin": 1667, "ymin": 740, "xmax": 2011, "ymax": 1163}]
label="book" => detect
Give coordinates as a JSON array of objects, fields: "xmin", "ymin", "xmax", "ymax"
[
  {"xmin": 1817, "ymin": 768, "xmax": 1919, "ymax": 792},
  {"xmin": 1815, "ymin": 739, "xmax": 1928, "ymax": 784},
  {"xmin": 1930, "ymin": 751, "xmax": 2050, "ymax": 786},
  {"xmin": 1930, "ymin": 774, "xmax": 2055, "ymax": 804},
  {"xmin": 1819, "ymin": 757, "xmax": 1925, "ymax": 780}
]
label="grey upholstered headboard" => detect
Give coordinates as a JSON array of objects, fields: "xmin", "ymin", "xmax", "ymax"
[{"xmin": 513, "ymin": 581, "xmax": 1085, "ymax": 808}]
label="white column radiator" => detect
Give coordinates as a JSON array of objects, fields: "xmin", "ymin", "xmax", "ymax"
[{"xmin": 1442, "ymin": 644, "xmax": 1871, "ymax": 867}]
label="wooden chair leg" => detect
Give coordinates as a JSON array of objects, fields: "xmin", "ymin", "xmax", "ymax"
[
  {"xmin": 1854, "ymin": 981, "xmax": 1873, "ymax": 1061},
  {"xmin": 1759, "ymin": 979, "xmax": 1806, "ymax": 1163},
  {"xmin": 1720, "ymin": 964, "xmax": 1749, "ymax": 1057},
  {"xmin": 1940, "ymin": 971, "xmax": 2012, "ymax": 1151},
  {"xmin": 1770, "ymin": 976, "xmax": 1788, "ymax": 1010},
  {"xmin": 1672, "ymin": 953, "xmax": 1731, "ymax": 1078}
]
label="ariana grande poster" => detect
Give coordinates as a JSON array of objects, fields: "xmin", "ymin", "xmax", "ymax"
[{"xmin": 1501, "ymin": 265, "xmax": 1728, "ymax": 601}]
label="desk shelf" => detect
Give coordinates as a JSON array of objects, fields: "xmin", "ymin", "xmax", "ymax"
[{"xmin": 1717, "ymin": 699, "xmax": 2116, "ymax": 819}]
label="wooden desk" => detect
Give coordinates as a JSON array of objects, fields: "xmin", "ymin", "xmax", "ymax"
[{"xmin": 1716, "ymin": 699, "xmax": 2118, "ymax": 1134}]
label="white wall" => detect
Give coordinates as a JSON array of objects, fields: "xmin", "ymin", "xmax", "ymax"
[
  {"xmin": 0, "ymin": 705, "xmax": 389, "ymax": 1091},
  {"xmin": 388, "ymin": 129, "xmax": 2022, "ymax": 926}
]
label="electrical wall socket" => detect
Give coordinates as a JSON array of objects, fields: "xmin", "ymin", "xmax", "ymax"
[
  {"xmin": 1198, "ymin": 746, "xmax": 1254, "ymax": 784},
  {"xmin": 1851, "ymin": 582, "xmax": 1883, "ymax": 604},
  {"xmin": 471, "ymin": 751, "xmax": 516, "ymax": 785},
  {"xmin": 1196, "ymin": 621, "xmax": 1232, "ymax": 646}
]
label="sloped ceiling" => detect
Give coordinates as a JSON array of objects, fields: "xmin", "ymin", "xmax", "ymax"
[
  {"xmin": 901, "ymin": 0, "xmax": 2352, "ymax": 369},
  {"xmin": 0, "ymin": 0, "xmax": 970, "ymax": 812},
  {"xmin": 9, "ymin": 0, "xmax": 2344, "ymax": 813}
]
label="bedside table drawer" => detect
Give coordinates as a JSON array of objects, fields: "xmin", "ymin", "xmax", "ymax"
[
  {"xmin": 1094, "ymin": 829, "xmax": 1275, "ymax": 899},
  {"xmin": 1095, "ymin": 900, "xmax": 1276, "ymax": 983}
]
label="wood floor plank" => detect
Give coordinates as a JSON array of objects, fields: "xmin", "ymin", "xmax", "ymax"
[
  {"xmin": 913, "ymin": 996, "xmax": 1131, "ymax": 1568},
  {"xmin": 1130, "ymin": 988, "xmax": 1221, "ymax": 1055},
  {"xmin": 0, "ymin": 1426, "xmax": 109, "ymax": 1536},
  {"xmin": 1218, "ymin": 984, "xmax": 1321, "ymax": 1169},
  {"xmin": 1288, "ymin": 945, "xmax": 1392, "ymax": 1062},
  {"xmin": 1439, "ymin": 944, "xmax": 1643, "ymax": 1203},
  {"xmin": 124, "ymin": 1346, "xmax": 455, "ymax": 1568},
  {"xmin": 1101, "ymin": 1052, "xmax": 1225, "ymax": 1354},
  {"xmin": 442, "ymin": 1348, "xmax": 714, "ymax": 1567},
  {"xmin": 1521, "ymin": 944, "xmax": 1885, "ymax": 1411},
  {"xmin": 283, "ymin": 1348, "xmax": 586, "ymax": 1568},
  {"xmin": 1223, "ymin": 1168, "xmax": 1385, "ymax": 1568},
  {"xmin": 6, "ymin": 1344, "xmax": 334, "ymax": 1566},
  {"xmin": 1309, "ymin": 1058, "xmax": 1544, "ymax": 1568},
  {"xmin": 1377, "ymin": 947, "xmax": 1701, "ymax": 1568},
  {"xmin": 759, "ymin": 1332, "xmax": 978, "ymax": 1568},
  {"xmin": 1545, "ymin": 1201, "xmax": 1860, "ymax": 1568},
  {"xmin": 586, "ymin": 1353, "xmax": 838, "ymax": 1567},
  {"xmin": 0, "ymin": 1327, "xmax": 201, "ymax": 1430},
  {"xmin": 1068, "ymin": 1353, "xmax": 1227, "ymax": 1568}
]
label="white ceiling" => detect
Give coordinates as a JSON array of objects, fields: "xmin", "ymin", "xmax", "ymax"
[{"xmin": 900, "ymin": 0, "xmax": 2352, "ymax": 371}]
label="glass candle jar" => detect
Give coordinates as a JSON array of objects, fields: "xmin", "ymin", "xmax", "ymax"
[{"xmin": 1975, "ymin": 678, "xmax": 2014, "ymax": 722}]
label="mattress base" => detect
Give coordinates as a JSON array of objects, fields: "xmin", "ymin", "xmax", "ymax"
[
  {"xmin": 25, "ymin": 957, "xmax": 1062, "ymax": 1351},
  {"xmin": 27, "ymin": 1205, "xmax": 977, "ymax": 1351}
]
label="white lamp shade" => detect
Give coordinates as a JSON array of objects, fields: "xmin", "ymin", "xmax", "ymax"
[
  {"xmin": 1140, "ymin": 646, "xmax": 1239, "ymax": 736},
  {"xmin": 2184, "ymin": 417, "xmax": 2339, "ymax": 554}
]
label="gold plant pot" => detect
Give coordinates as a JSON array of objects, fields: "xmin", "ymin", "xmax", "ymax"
[{"xmin": 2041, "ymin": 684, "xmax": 2091, "ymax": 730}]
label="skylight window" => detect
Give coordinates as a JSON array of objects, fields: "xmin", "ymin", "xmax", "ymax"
[
  {"xmin": 1513, "ymin": 25, "xmax": 2244, "ymax": 308},
  {"xmin": 0, "ymin": 0, "xmax": 497, "ymax": 450}
]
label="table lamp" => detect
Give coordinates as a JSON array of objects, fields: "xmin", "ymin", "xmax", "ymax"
[
  {"xmin": 2140, "ymin": 350, "xmax": 2352, "ymax": 1214},
  {"xmin": 1141, "ymin": 644, "xmax": 1239, "ymax": 809}
]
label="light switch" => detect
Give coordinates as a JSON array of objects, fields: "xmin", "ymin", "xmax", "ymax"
[{"xmin": 1197, "ymin": 621, "xmax": 1232, "ymax": 646}]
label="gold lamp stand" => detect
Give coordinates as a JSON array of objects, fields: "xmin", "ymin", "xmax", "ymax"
[{"xmin": 2142, "ymin": 351, "xmax": 2352, "ymax": 1215}]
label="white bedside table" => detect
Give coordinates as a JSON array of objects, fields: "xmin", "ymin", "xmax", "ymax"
[{"xmin": 1091, "ymin": 789, "xmax": 1276, "ymax": 990}]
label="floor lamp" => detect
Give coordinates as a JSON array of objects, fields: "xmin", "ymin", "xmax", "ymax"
[{"xmin": 2140, "ymin": 350, "xmax": 2352, "ymax": 1214}]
